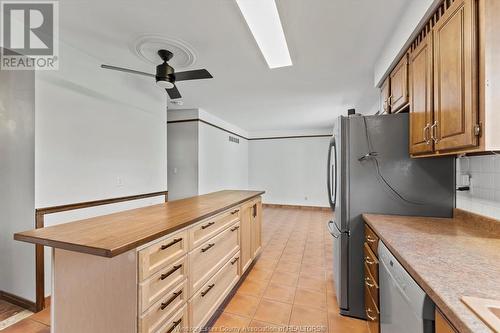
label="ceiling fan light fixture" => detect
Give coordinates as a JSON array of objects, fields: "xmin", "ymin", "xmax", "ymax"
[{"xmin": 156, "ymin": 78, "xmax": 175, "ymax": 89}]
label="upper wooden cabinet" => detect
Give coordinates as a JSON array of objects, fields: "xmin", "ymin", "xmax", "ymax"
[
  {"xmin": 380, "ymin": 77, "xmax": 391, "ymax": 114},
  {"xmin": 409, "ymin": 33, "xmax": 434, "ymax": 155},
  {"xmin": 433, "ymin": 0, "xmax": 479, "ymax": 152},
  {"xmin": 389, "ymin": 55, "xmax": 409, "ymax": 113}
]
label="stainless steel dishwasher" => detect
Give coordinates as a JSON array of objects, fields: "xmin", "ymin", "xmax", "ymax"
[{"xmin": 378, "ymin": 241, "xmax": 435, "ymax": 333}]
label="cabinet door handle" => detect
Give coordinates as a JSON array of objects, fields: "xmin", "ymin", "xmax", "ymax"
[
  {"xmin": 160, "ymin": 264, "xmax": 182, "ymax": 280},
  {"xmin": 366, "ymin": 308, "xmax": 377, "ymax": 321},
  {"xmin": 231, "ymin": 209, "xmax": 239, "ymax": 215},
  {"xmin": 365, "ymin": 277, "xmax": 376, "ymax": 288},
  {"xmin": 230, "ymin": 225, "xmax": 240, "ymax": 232},
  {"xmin": 201, "ymin": 283, "xmax": 215, "ymax": 297},
  {"xmin": 201, "ymin": 243, "xmax": 215, "ymax": 253},
  {"xmin": 201, "ymin": 221, "xmax": 215, "ymax": 230},
  {"xmin": 366, "ymin": 235, "xmax": 376, "ymax": 243},
  {"xmin": 161, "ymin": 238, "xmax": 182, "ymax": 250},
  {"xmin": 431, "ymin": 121, "xmax": 439, "ymax": 144},
  {"xmin": 166, "ymin": 319, "xmax": 182, "ymax": 333},
  {"xmin": 160, "ymin": 290, "xmax": 183, "ymax": 310},
  {"xmin": 365, "ymin": 256, "xmax": 375, "ymax": 265},
  {"xmin": 423, "ymin": 123, "xmax": 431, "ymax": 145},
  {"xmin": 230, "ymin": 257, "xmax": 239, "ymax": 265}
]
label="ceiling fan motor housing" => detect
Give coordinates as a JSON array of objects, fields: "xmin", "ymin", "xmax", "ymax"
[{"xmin": 156, "ymin": 62, "xmax": 175, "ymax": 84}]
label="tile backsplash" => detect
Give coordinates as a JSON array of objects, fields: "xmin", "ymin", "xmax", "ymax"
[{"xmin": 456, "ymin": 154, "xmax": 500, "ymax": 220}]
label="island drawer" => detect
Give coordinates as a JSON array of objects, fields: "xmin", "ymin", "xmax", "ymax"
[
  {"xmin": 189, "ymin": 221, "xmax": 240, "ymax": 296},
  {"xmin": 365, "ymin": 285, "xmax": 380, "ymax": 333},
  {"xmin": 364, "ymin": 224, "xmax": 379, "ymax": 256},
  {"xmin": 139, "ymin": 230, "xmax": 188, "ymax": 281},
  {"xmin": 188, "ymin": 251, "xmax": 240, "ymax": 330},
  {"xmin": 139, "ymin": 255, "xmax": 188, "ymax": 313},
  {"xmin": 139, "ymin": 280, "xmax": 187, "ymax": 333},
  {"xmin": 189, "ymin": 208, "xmax": 240, "ymax": 249},
  {"xmin": 364, "ymin": 263, "xmax": 379, "ymax": 306},
  {"xmin": 364, "ymin": 243, "xmax": 378, "ymax": 281}
]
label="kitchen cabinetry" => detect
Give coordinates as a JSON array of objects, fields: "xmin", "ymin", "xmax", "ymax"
[
  {"xmin": 389, "ymin": 54, "xmax": 409, "ymax": 113},
  {"xmin": 364, "ymin": 224, "xmax": 380, "ymax": 333},
  {"xmin": 380, "ymin": 77, "xmax": 391, "ymax": 114},
  {"xmin": 251, "ymin": 199, "xmax": 262, "ymax": 258},
  {"xmin": 436, "ymin": 309, "xmax": 457, "ymax": 333},
  {"xmin": 409, "ymin": 33, "xmax": 434, "ymax": 155},
  {"xmin": 240, "ymin": 197, "xmax": 262, "ymax": 275}
]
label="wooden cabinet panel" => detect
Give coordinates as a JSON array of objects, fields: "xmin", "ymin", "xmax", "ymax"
[
  {"xmin": 409, "ymin": 33, "xmax": 435, "ymax": 155},
  {"xmin": 433, "ymin": 0, "xmax": 478, "ymax": 152},
  {"xmin": 155, "ymin": 304, "xmax": 188, "ymax": 333},
  {"xmin": 364, "ymin": 243, "xmax": 378, "ymax": 282},
  {"xmin": 239, "ymin": 202, "xmax": 253, "ymax": 274},
  {"xmin": 365, "ymin": 285, "xmax": 380, "ymax": 333},
  {"xmin": 189, "ymin": 221, "xmax": 240, "ymax": 295},
  {"xmin": 390, "ymin": 55, "xmax": 409, "ymax": 112},
  {"xmin": 380, "ymin": 77, "xmax": 391, "ymax": 114},
  {"xmin": 364, "ymin": 224, "xmax": 379, "ymax": 256},
  {"xmin": 189, "ymin": 208, "xmax": 240, "ymax": 250},
  {"xmin": 251, "ymin": 199, "xmax": 262, "ymax": 258},
  {"xmin": 436, "ymin": 309, "xmax": 457, "ymax": 333}
]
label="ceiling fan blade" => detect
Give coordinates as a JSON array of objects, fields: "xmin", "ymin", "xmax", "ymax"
[
  {"xmin": 174, "ymin": 69, "xmax": 213, "ymax": 81},
  {"xmin": 101, "ymin": 64, "xmax": 155, "ymax": 78},
  {"xmin": 166, "ymin": 85, "xmax": 182, "ymax": 99}
]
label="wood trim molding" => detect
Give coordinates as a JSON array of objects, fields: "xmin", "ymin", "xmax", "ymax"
[
  {"xmin": 263, "ymin": 203, "xmax": 331, "ymax": 211},
  {"xmin": 34, "ymin": 190, "xmax": 168, "ymax": 312},
  {"xmin": 167, "ymin": 118, "xmax": 331, "ymax": 141},
  {"xmin": 0, "ymin": 290, "xmax": 36, "ymax": 312}
]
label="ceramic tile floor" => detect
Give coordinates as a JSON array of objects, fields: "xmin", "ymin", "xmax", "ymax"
[
  {"xmin": 212, "ymin": 207, "xmax": 368, "ymax": 333},
  {"xmin": 0, "ymin": 207, "xmax": 367, "ymax": 333}
]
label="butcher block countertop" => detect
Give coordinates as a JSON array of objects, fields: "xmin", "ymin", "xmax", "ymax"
[
  {"xmin": 363, "ymin": 210, "xmax": 500, "ymax": 333},
  {"xmin": 14, "ymin": 190, "xmax": 264, "ymax": 258}
]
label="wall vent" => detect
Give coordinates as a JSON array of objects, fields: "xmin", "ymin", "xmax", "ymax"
[{"xmin": 229, "ymin": 136, "xmax": 240, "ymax": 144}]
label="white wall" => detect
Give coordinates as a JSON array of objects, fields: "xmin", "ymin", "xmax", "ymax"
[
  {"xmin": 249, "ymin": 137, "xmax": 330, "ymax": 207},
  {"xmin": 35, "ymin": 38, "xmax": 168, "ymax": 296},
  {"xmin": 198, "ymin": 122, "xmax": 248, "ymax": 194},
  {"xmin": 373, "ymin": 0, "xmax": 438, "ymax": 86},
  {"xmin": 167, "ymin": 122, "xmax": 199, "ymax": 200},
  {"xmin": 0, "ymin": 61, "xmax": 36, "ymax": 301},
  {"xmin": 456, "ymin": 155, "xmax": 500, "ymax": 221}
]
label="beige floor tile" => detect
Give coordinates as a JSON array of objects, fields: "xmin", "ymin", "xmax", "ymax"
[
  {"xmin": 328, "ymin": 311, "xmax": 368, "ymax": 333},
  {"xmin": 270, "ymin": 270, "xmax": 299, "ymax": 287},
  {"xmin": 238, "ymin": 278, "xmax": 269, "ymax": 297},
  {"xmin": 253, "ymin": 299, "xmax": 292, "ymax": 326},
  {"xmin": 289, "ymin": 304, "xmax": 328, "ymax": 328},
  {"xmin": 247, "ymin": 267, "xmax": 273, "ymax": 281},
  {"xmin": 212, "ymin": 312, "xmax": 251, "ymax": 332},
  {"xmin": 297, "ymin": 276, "xmax": 327, "ymax": 292},
  {"xmin": 263, "ymin": 283, "xmax": 296, "ymax": 303},
  {"xmin": 224, "ymin": 293, "xmax": 260, "ymax": 318},
  {"xmin": 276, "ymin": 260, "xmax": 301, "ymax": 274},
  {"xmin": 293, "ymin": 288, "xmax": 327, "ymax": 311},
  {"xmin": 247, "ymin": 320, "xmax": 283, "ymax": 332}
]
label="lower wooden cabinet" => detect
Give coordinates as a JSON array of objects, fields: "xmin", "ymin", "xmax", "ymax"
[
  {"xmin": 240, "ymin": 197, "xmax": 263, "ymax": 275},
  {"xmin": 436, "ymin": 309, "xmax": 457, "ymax": 333},
  {"xmin": 364, "ymin": 224, "xmax": 380, "ymax": 333}
]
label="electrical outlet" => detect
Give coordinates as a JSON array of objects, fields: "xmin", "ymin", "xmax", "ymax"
[{"xmin": 116, "ymin": 176, "xmax": 124, "ymax": 187}]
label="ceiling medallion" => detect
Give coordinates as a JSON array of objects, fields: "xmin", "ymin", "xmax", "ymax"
[{"xmin": 130, "ymin": 34, "xmax": 197, "ymax": 69}]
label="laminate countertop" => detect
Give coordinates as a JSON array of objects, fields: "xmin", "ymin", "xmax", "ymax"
[
  {"xmin": 14, "ymin": 190, "xmax": 264, "ymax": 258},
  {"xmin": 363, "ymin": 211, "xmax": 500, "ymax": 333}
]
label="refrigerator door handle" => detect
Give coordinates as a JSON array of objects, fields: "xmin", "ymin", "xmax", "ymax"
[{"xmin": 327, "ymin": 220, "xmax": 340, "ymax": 238}]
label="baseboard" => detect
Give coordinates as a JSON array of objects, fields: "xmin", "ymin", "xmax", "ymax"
[
  {"xmin": 263, "ymin": 203, "xmax": 330, "ymax": 211},
  {"xmin": 0, "ymin": 290, "xmax": 36, "ymax": 312}
]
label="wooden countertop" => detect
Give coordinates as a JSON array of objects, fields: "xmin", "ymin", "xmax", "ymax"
[
  {"xmin": 14, "ymin": 190, "xmax": 264, "ymax": 258},
  {"xmin": 363, "ymin": 210, "xmax": 500, "ymax": 333}
]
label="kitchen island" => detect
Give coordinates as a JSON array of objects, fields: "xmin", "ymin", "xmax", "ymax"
[{"xmin": 15, "ymin": 190, "xmax": 264, "ymax": 333}]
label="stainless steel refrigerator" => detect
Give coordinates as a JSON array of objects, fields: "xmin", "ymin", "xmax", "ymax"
[{"xmin": 326, "ymin": 113, "xmax": 455, "ymax": 319}]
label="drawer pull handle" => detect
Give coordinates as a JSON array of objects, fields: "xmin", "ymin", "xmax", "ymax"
[
  {"xmin": 201, "ymin": 283, "xmax": 215, "ymax": 297},
  {"xmin": 366, "ymin": 235, "xmax": 376, "ymax": 243},
  {"xmin": 230, "ymin": 226, "xmax": 240, "ymax": 232},
  {"xmin": 161, "ymin": 238, "xmax": 182, "ymax": 250},
  {"xmin": 160, "ymin": 290, "xmax": 183, "ymax": 310},
  {"xmin": 230, "ymin": 257, "xmax": 239, "ymax": 265},
  {"xmin": 201, "ymin": 243, "xmax": 215, "ymax": 253},
  {"xmin": 231, "ymin": 209, "xmax": 239, "ymax": 215},
  {"xmin": 365, "ymin": 277, "xmax": 376, "ymax": 288},
  {"xmin": 366, "ymin": 308, "xmax": 377, "ymax": 321},
  {"xmin": 160, "ymin": 264, "xmax": 182, "ymax": 280},
  {"xmin": 166, "ymin": 318, "xmax": 182, "ymax": 333},
  {"xmin": 201, "ymin": 221, "xmax": 215, "ymax": 230},
  {"xmin": 365, "ymin": 256, "xmax": 376, "ymax": 265}
]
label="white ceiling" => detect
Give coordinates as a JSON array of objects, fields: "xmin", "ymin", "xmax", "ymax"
[{"xmin": 58, "ymin": 0, "xmax": 410, "ymax": 132}]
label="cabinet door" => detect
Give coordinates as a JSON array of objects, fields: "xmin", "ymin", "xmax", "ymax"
[
  {"xmin": 380, "ymin": 77, "xmax": 391, "ymax": 114},
  {"xmin": 436, "ymin": 309, "xmax": 457, "ymax": 333},
  {"xmin": 433, "ymin": 0, "xmax": 478, "ymax": 152},
  {"xmin": 390, "ymin": 55, "xmax": 409, "ymax": 112},
  {"xmin": 409, "ymin": 34, "xmax": 434, "ymax": 155},
  {"xmin": 239, "ymin": 202, "xmax": 253, "ymax": 274},
  {"xmin": 251, "ymin": 199, "xmax": 262, "ymax": 258}
]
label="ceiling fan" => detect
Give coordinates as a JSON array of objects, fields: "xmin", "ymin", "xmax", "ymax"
[{"xmin": 101, "ymin": 49, "xmax": 213, "ymax": 99}]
